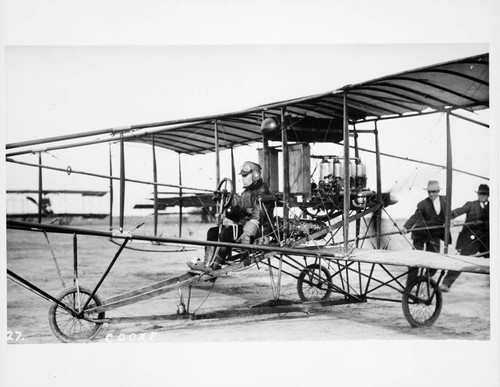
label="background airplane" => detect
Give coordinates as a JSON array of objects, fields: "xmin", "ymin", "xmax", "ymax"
[{"xmin": 6, "ymin": 189, "xmax": 108, "ymax": 224}]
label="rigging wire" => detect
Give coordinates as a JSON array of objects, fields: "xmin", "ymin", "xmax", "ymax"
[{"xmin": 42, "ymin": 231, "xmax": 66, "ymax": 288}]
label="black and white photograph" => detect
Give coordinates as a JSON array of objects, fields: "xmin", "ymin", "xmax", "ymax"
[{"xmin": 1, "ymin": 1, "xmax": 498, "ymax": 387}]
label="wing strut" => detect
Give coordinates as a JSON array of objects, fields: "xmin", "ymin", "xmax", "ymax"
[
  {"xmin": 119, "ymin": 135, "xmax": 125, "ymax": 232},
  {"xmin": 38, "ymin": 152, "xmax": 43, "ymax": 223},
  {"xmin": 151, "ymin": 135, "xmax": 159, "ymax": 237},
  {"xmin": 215, "ymin": 121, "xmax": 220, "ymax": 186},
  {"xmin": 281, "ymin": 107, "xmax": 289, "ymax": 239},
  {"xmin": 230, "ymin": 146, "xmax": 236, "ymax": 185},
  {"xmin": 343, "ymin": 92, "xmax": 350, "ymax": 254},
  {"xmin": 444, "ymin": 111, "xmax": 453, "ymax": 253},
  {"xmin": 178, "ymin": 152, "xmax": 183, "ymax": 238},
  {"xmin": 374, "ymin": 121, "xmax": 383, "ymax": 249},
  {"xmin": 108, "ymin": 144, "xmax": 114, "ymax": 230}
]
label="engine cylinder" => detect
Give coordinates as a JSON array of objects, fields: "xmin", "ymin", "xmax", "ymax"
[{"xmin": 319, "ymin": 161, "xmax": 333, "ymax": 181}]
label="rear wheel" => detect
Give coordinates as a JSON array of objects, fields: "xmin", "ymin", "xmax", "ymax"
[
  {"xmin": 297, "ymin": 264, "xmax": 332, "ymax": 301},
  {"xmin": 402, "ymin": 276, "xmax": 442, "ymax": 327},
  {"xmin": 48, "ymin": 286, "xmax": 105, "ymax": 343}
]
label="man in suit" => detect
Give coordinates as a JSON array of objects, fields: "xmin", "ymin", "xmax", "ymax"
[
  {"xmin": 403, "ymin": 180, "xmax": 451, "ymax": 285},
  {"xmin": 441, "ymin": 184, "xmax": 490, "ymax": 292}
]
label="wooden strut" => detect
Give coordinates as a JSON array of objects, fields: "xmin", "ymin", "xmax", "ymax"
[
  {"xmin": 281, "ymin": 107, "xmax": 289, "ymax": 239},
  {"xmin": 230, "ymin": 146, "xmax": 236, "ymax": 184},
  {"xmin": 215, "ymin": 120, "xmax": 220, "ymax": 186},
  {"xmin": 81, "ymin": 238, "xmax": 130, "ymax": 312},
  {"xmin": 73, "ymin": 233, "xmax": 79, "ymax": 287},
  {"xmin": 353, "ymin": 123, "xmax": 361, "ymax": 249},
  {"xmin": 152, "ymin": 135, "xmax": 159, "ymax": 237},
  {"xmin": 89, "ymin": 251, "xmax": 366, "ymax": 318},
  {"xmin": 108, "ymin": 144, "xmax": 114, "ymax": 230},
  {"xmin": 374, "ymin": 121, "xmax": 382, "ymax": 249},
  {"xmin": 96, "ymin": 298, "xmax": 360, "ymax": 324},
  {"xmin": 444, "ymin": 111, "xmax": 452, "ymax": 254},
  {"xmin": 6, "ymin": 270, "xmax": 76, "ymax": 315},
  {"xmin": 94, "ymin": 256, "xmax": 368, "ymax": 321},
  {"xmin": 87, "ymin": 252, "xmax": 273, "ymax": 313},
  {"xmin": 38, "ymin": 152, "xmax": 42, "ymax": 223},
  {"xmin": 119, "ymin": 135, "xmax": 125, "ymax": 232},
  {"xmin": 342, "ymin": 92, "xmax": 350, "ymax": 254},
  {"xmin": 178, "ymin": 152, "xmax": 183, "ymax": 238},
  {"xmin": 8, "ymin": 219, "xmax": 347, "ymax": 259}
]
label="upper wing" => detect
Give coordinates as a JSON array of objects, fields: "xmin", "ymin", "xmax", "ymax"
[
  {"xmin": 123, "ymin": 53, "xmax": 488, "ymax": 155},
  {"xmin": 6, "ymin": 53, "xmax": 489, "ymax": 157}
]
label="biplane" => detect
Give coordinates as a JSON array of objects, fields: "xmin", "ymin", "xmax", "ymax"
[
  {"xmin": 134, "ymin": 193, "xmax": 216, "ymax": 224},
  {"xmin": 6, "ymin": 189, "xmax": 108, "ymax": 225},
  {"xmin": 5, "ymin": 53, "xmax": 490, "ymax": 343}
]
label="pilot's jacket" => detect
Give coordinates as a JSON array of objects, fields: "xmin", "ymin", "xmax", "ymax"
[{"xmin": 234, "ymin": 179, "xmax": 274, "ymax": 238}]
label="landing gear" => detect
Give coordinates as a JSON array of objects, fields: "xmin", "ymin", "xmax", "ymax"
[
  {"xmin": 297, "ymin": 264, "xmax": 332, "ymax": 301},
  {"xmin": 48, "ymin": 286, "xmax": 105, "ymax": 343},
  {"xmin": 402, "ymin": 276, "xmax": 442, "ymax": 327}
]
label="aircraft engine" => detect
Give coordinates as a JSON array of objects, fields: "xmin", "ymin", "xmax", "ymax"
[{"xmin": 309, "ymin": 156, "xmax": 375, "ymax": 217}]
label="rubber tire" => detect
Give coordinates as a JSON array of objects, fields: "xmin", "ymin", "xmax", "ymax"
[
  {"xmin": 402, "ymin": 276, "xmax": 442, "ymax": 327},
  {"xmin": 48, "ymin": 286, "xmax": 105, "ymax": 343},
  {"xmin": 297, "ymin": 264, "xmax": 332, "ymax": 302}
]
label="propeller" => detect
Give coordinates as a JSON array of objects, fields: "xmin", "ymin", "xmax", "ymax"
[{"xmin": 26, "ymin": 196, "xmax": 38, "ymax": 206}]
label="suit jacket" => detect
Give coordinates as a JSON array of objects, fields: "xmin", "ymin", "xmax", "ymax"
[
  {"xmin": 404, "ymin": 196, "xmax": 450, "ymax": 243},
  {"xmin": 452, "ymin": 200, "xmax": 489, "ymax": 253}
]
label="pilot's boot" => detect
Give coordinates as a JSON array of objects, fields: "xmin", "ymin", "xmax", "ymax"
[
  {"xmin": 204, "ymin": 245, "xmax": 223, "ymax": 266},
  {"xmin": 210, "ymin": 256, "xmax": 224, "ymax": 271}
]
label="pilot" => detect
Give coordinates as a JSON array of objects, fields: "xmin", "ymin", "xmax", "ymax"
[{"xmin": 187, "ymin": 161, "xmax": 275, "ymax": 273}]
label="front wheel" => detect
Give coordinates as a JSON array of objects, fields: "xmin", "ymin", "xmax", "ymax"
[
  {"xmin": 402, "ymin": 276, "xmax": 442, "ymax": 327},
  {"xmin": 297, "ymin": 264, "xmax": 332, "ymax": 301},
  {"xmin": 48, "ymin": 286, "xmax": 105, "ymax": 343}
]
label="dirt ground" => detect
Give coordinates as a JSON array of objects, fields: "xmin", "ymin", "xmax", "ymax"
[{"xmin": 5, "ymin": 220, "xmax": 492, "ymax": 343}]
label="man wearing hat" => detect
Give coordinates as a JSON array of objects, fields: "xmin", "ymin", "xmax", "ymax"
[
  {"xmin": 403, "ymin": 180, "xmax": 451, "ymax": 285},
  {"xmin": 187, "ymin": 161, "xmax": 274, "ymax": 273},
  {"xmin": 441, "ymin": 184, "xmax": 490, "ymax": 292}
]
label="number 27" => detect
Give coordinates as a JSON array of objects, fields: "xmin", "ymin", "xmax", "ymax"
[{"xmin": 7, "ymin": 331, "xmax": 22, "ymax": 341}]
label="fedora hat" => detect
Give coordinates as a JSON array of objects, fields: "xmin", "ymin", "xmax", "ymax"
[
  {"xmin": 476, "ymin": 184, "xmax": 489, "ymax": 195},
  {"xmin": 425, "ymin": 180, "xmax": 441, "ymax": 191}
]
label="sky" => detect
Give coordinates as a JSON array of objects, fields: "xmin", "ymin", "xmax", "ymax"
[{"xmin": 1, "ymin": 1, "xmax": 499, "ymax": 387}]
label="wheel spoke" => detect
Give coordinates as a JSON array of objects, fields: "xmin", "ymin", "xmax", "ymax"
[
  {"xmin": 49, "ymin": 287, "xmax": 104, "ymax": 342},
  {"xmin": 297, "ymin": 264, "xmax": 332, "ymax": 302},
  {"xmin": 402, "ymin": 276, "xmax": 442, "ymax": 327}
]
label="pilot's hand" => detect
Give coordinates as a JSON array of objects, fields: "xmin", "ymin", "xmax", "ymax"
[
  {"xmin": 255, "ymin": 236, "xmax": 270, "ymax": 245},
  {"xmin": 222, "ymin": 217, "xmax": 235, "ymax": 226},
  {"xmin": 212, "ymin": 191, "xmax": 222, "ymax": 202},
  {"xmin": 237, "ymin": 233, "xmax": 251, "ymax": 245},
  {"xmin": 401, "ymin": 227, "xmax": 409, "ymax": 234}
]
